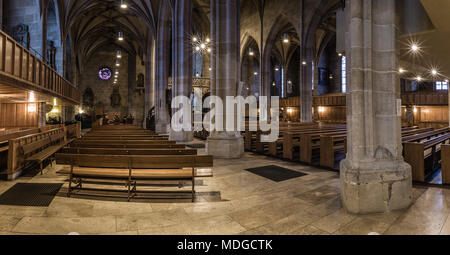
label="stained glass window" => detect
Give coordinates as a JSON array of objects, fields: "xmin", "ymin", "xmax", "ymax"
[{"xmin": 98, "ymin": 67, "xmax": 112, "ymax": 80}]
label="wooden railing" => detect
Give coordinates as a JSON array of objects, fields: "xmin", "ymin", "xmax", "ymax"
[
  {"xmin": 401, "ymin": 92, "xmax": 448, "ymax": 106},
  {"xmin": 168, "ymin": 77, "xmax": 210, "ymax": 89},
  {"xmin": 0, "ymin": 29, "xmax": 80, "ymax": 104}
]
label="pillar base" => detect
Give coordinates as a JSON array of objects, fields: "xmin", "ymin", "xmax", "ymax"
[
  {"xmin": 207, "ymin": 134, "xmax": 244, "ymax": 159},
  {"xmin": 340, "ymin": 159, "xmax": 412, "ymax": 214},
  {"xmin": 156, "ymin": 123, "xmax": 170, "ymax": 134},
  {"xmin": 169, "ymin": 130, "xmax": 193, "ymax": 142}
]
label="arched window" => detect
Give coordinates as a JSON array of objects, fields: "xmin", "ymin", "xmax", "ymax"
[
  {"xmin": 341, "ymin": 56, "xmax": 347, "ymax": 93},
  {"xmin": 435, "ymin": 81, "xmax": 448, "ymax": 91}
]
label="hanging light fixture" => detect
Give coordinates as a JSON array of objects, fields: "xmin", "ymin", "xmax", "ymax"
[
  {"xmin": 116, "ymin": 50, "xmax": 122, "ymax": 58},
  {"xmin": 118, "ymin": 31, "xmax": 124, "ymax": 41},
  {"xmin": 120, "ymin": 0, "xmax": 128, "ymax": 9},
  {"xmin": 283, "ymin": 33, "xmax": 289, "ymax": 43},
  {"xmin": 116, "ymin": 60, "xmax": 120, "ymax": 67},
  {"xmin": 249, "ymin": 48, "xmax": 254, "ymax": 56}
]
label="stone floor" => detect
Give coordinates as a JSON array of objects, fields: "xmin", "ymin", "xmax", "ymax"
[{"xmin": 0, "ymin": 148, "xmax": 450, "ymax": 235}]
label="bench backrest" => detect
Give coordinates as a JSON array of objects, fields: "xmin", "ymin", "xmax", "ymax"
[
  {"xmin": 21, "ymin": 137, "xmax": 51, "ymax": 156},
  {"xmin": 61, "ymin": 147, "xmax": 197, "ymax": 155},
  {"xmin": 72, "ymin": 140, "xmax": 175, "ymax": 145},
  {"xmin": 69, "ymin": 143, "xmax": 185, "ymax": 149},
  {"xmin": 56, "ymin": 153, "xmax": 213, "ymax": 169}
]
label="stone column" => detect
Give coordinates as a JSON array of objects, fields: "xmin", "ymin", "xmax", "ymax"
[
  {"xmin": 169, "ymin": 0, "xmax": 193, "ymax": 142},
  {"xmin": 144, "ymin": 40, "xmax": 155, "ymax": 129},
  {"xmin": 38, "ymin": 103, "xmax": 46, "ymax": 128},
  {"xmin": 128, "ymin": 53, "xmax": 137, "ymax": 117},
  {"xmin": 155, "ymin": 3, "xmax": 171, "ymax": 134},
  {"xmin": 340, "ymin": 0, "xmax": 412, "ymax": 214},
  {"xmin": 206, "ymin": 0, "xmax": 244, "ymax": 159},
  {"xmin": 300, "ymin": 48, "xmax": 313, "ymax": 123}
]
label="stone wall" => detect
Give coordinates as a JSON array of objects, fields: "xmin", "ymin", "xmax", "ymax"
[
  {"xmin": 79, "ymin": 46, "xmax": 145, "ymax": 125},
  {"xmin": 4, "ymin": 0, "xmax": 43, "ymax": 56}
]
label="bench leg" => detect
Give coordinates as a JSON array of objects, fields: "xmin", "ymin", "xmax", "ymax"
[{"xmin": 192, "ymin": 178, "xmax": 195, "ymax": 202}]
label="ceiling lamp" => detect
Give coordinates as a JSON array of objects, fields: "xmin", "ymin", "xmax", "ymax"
[
  {"xmin": 254, "ymin": 72, "xmax": 258, "ymax": 76},
  {"xmin": 192, "ymin": 37, "xmax": 198, "ymax": 42},
  {"xmin": 283, "ymin": 33, "xmax": 289, "ymax": 43},
  {"xmin": 272, "ymin": 82, "xmax": 276, "ymax": 86},
  {"xmin": 249, "ymin": 48, "xmax": 254, "ymax": 56},
  {"xmin": 416, "ymin": 76, "xmax": 422, "ymax": 81},
  {"xmin": 206, "ymin": 38, "xmax": 210, "ymax": 43},
  {"xmin": 120, "ymin": 0, "xmax": 128, "ymax": 9},
  {"xmin": 116, "ymin": 50, "xmax": 122, "ymax": 58},
  {"xmin": 118, "ymin": 32, "xmax": 124, "ymax": 41},
  {"xmin": 274, "ymin": 67, "xmax": 279, "ymax": 71},
  {"xmin": 431, "ymin": 69, "xmax": 438, "ymax": 76},
  {"xmin": 116, "ymin": 60, "xmax": 120, "ymax": 67},
  {"xmin": 302, "ymin": 61, "xmax": 307, "ymax": 65},
  {"xmin": 411, "ymin": 44, "xmax": 419, "ymax": 52},
  {"xmin": 399, "ymin": 68, "xmax": 405, "ymax": 73}
]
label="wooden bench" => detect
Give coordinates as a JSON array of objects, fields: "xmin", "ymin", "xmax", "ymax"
[
  {"xmin": 20, "ymin": 131, "xmax": 69, "ymax": 175},
  {"xmin": 80, "ymin": 136, "xmax": 169, "ymax": 141},
  {"xmin": 318, "ymin": 127, "xmax": 442, "ymax": 169},
  {"xmin": 61, "ymin": 147, "xmax": 197, "ymax": 155},
  {"xmin": 69, "ymin": 143, "xmax": 185, "ymax": 149},
  {"xmin": 404, "ymin": 133, "xmax": 450, "ymax": 182},
  {"xmin": 56, "ymin": 154, "xmax": 214, "ymax": 201},
  {"xmin": 441, "ymin": 145, "xmax": 450, "ymax": 185}
]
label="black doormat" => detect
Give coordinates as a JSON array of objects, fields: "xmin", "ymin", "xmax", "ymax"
[
  {"xmin": 186, "ymin": 143, "xmax": 205, "ymax": 149},
  {"xmin": 245, "ymin": 165, "xmax": 307, "ymax": 182},
  {"xmin": 0, "ymin": 183, "xmax": 63, "ymax": 206}
]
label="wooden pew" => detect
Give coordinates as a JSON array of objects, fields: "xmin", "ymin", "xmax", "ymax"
[
  {"xmin": 71, "ymin": 140, "xmax": 175, "ymax": 147},
  {"xmin": 56, "ymin": 154, "xmax": 214, "ymax": 201},
  {"xmin": 61, "ymin": 147, "xmax": 197, "ymax": 156},
  {"xmin": 404, "ymin": 133, "xmax": 450, "ymax": 182},
  {"xmin": 69, "ymin": 143, "xmax": 185, "ymax": 149},
  {"xmin": 7, "ymin": 127, "xmax": 68, "ymax": 179},
  {"xmin": 441, "ymin": 145, "xmax": 450, "ymax": 185},
  {"xmin": 318, "ymin": 127, "xmax": 446, "ymax": 169},
  {"xmin": 80, "ymin": 136, "xmax": 169, "ymax": 141}
]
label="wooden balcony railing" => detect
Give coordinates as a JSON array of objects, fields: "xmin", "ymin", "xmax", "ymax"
[
  {"xmin": 0, "ymin": 29, "xmax": 80, "ymax": 104},
  {"xmin": 168, "ymin": 77, "xmax": 210, "ymax": 89},
  {"xmin": 401, "ymin": 92, "xmax": 448, "ymax": 106}
]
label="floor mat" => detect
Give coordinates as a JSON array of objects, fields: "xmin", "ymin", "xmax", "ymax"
[
  {"xmin": 245, "ymin": 165, "xmax": 307, "ymax": 182},
  {"xmin": 0, "ymin": 183, "xmax": 63, "ymax": 206}
]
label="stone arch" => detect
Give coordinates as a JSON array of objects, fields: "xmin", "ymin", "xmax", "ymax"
[
  {"xmin": 240, "ymin": 35, "xmax": 260, "ymax": 97},
  {"xmin": 45, "ymin": 0, "xmax": 63, "ymax": 74},
  {"xmin": 262, "ymin": 16, "xmax": 300, "ymax": 98}
]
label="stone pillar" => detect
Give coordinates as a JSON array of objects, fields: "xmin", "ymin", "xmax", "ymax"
[
  {"xmin": 206, "ymin": 0, "xmax": 244, "ymax": 159},
  {"xmin": 169, "ymin": 0, "xmax": 193, "ymax": 142},
  {"xmin": 144, "ymin": 40, "xmax": 155, "ymax": 129},
  {"xmin": 300, "ymin": 48, "xmax": 313, "ymax": 123},
  {"xmin": 405, "ymin": 105, "xmax": 414, "ymax": 127},
  {"xmin": 340, "ymin": 0, "xmax": 412, "ymax": 214},
  {"xmin": 38, "ymin": 103, "xmax": 46, "ymax": 128},
  {"xmin": 128, "ymin": 53, "xmax": 137, "ymax": 117},
  {"xmin": 155, "ymin": 3, "xmax": 171, "ymax": 134}
]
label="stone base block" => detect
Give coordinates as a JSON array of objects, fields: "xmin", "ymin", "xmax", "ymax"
[
  {"xmin": 340, "ymin": 159, "xmax": 412, "ymax": 214},
  {"xmin": 169, "ymin": 130, "xmax": 193, "ymax": 142},
  {"xmin": 155, "ymin": 123, "xmax": 170, "ymax": 134},
  {"xmin": 207, "ymin": 136, "xmax": 244, "ymax": 159}
]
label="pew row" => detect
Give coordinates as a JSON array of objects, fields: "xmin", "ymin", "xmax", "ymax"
[{"xmin": 56, "ymin": 154, "xmax": 214, "ymax": 201}]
